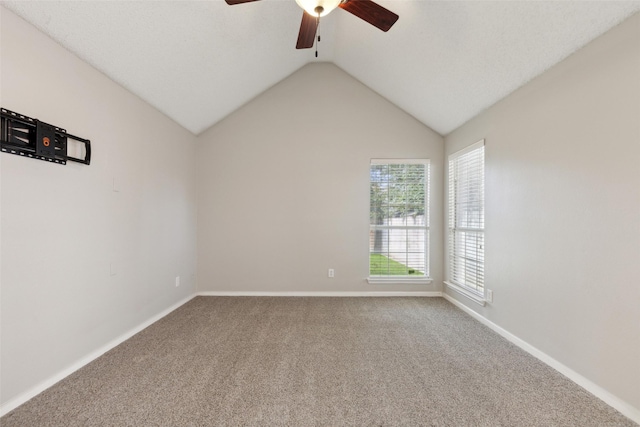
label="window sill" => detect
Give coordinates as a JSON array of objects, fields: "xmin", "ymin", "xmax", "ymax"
[
  {"xmin": 367, "ymin": 277, "xmax": 433, "ymax": 285},
  {"xmin": 444, "ymin": 281, "xmax": 486, "ymax": 306}
]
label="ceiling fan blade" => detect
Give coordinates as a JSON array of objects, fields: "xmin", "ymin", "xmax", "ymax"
[
  {"xmin": 225, "ymin": 0, "xmax": 262, "ymax": 4},
  {"xmin": 339, "ymin": 0, "xmax": 398, "ymax": 32},
  {"xmin": 296, "ymin": 12, "xmax": 318, "ymax": 49}
]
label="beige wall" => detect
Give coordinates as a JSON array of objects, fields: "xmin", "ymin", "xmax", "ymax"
[
  {"xmin": 444, "ymin": 13, "xmax": 640, "ymax": 412},
  {"xmin": 197, "ymin": 63, "xmax": 444, "ymax": 293},
  {"xmin": 0, "ymin": 8, "xmax": 198, "ymax": 407}
]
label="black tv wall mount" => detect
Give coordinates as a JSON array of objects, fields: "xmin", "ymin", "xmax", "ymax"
[{"xmin": 1, "ymin": 108, "xmax": 91, "ymax": 165}]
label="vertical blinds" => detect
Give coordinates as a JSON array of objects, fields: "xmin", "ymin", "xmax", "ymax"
[{"xmin": 448, "ymin": 142, "xmax": 485, "ymax": 293}]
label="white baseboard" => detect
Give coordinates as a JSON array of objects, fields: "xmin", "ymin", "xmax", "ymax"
[
  {"xmin": 442, "ymin": 293, "xmax": 640, "ymax": 424},
  {"xmin": 197, "ymin": 291, "xmax": 443, "ymax": 297},
  {"xmin": 0, "ymin": 294, "xmax": 196, "ymax": 417}
]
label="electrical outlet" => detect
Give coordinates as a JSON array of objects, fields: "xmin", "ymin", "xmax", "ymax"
[
  {"xmin": 175, "ymin": 276, "xmax": 180, "ymax": 287},
  {"xmin": 328, "ymin": 268, "xmax": 335, "ymax": 278},
  {"xmin": 486, "ymin": 289, "xmax": 493, "ymax": 303}
]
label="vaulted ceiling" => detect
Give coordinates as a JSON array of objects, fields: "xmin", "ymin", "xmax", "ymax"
[{"xmin": 2, "ymin": 1, "xmax": 639, "ymax": 136}]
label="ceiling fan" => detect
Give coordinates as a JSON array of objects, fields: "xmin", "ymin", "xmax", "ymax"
[{"xmin": 224, "ymin": 0, "xmax": 399, "ymax": 49}]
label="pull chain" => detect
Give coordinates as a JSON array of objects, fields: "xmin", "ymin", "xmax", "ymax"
[
  {"xmin": 316, "ymin": 12, "xmax": 320, "ymax": 58},
  {"xmin": 315, "ymin": 9, "xmax": 321, "ymax": 58}
]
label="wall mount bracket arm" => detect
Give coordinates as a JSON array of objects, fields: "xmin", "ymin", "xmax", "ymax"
[{"xmin": 1, "ymin": 108, "xmax": 91, "ymax": 165}]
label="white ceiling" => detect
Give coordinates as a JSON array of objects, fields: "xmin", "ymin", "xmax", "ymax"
[{"xmin": 2, "ymin": 1, "xmax": 639, "ymax": 136}]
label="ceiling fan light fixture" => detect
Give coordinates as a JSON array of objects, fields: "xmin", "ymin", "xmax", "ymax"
[{"xmin": 295, "ymin": 0, "xmax": 342, "ymax": 17}]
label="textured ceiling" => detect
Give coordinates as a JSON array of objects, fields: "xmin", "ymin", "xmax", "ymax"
[{"xmin": 2, "ymin": 1, "xmax": 639, "ymax": 136}]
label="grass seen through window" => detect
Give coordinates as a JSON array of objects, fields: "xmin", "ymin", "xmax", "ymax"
[{"xmin": 369, "ymin": 254, "xmax": 424, "ymax": 276}]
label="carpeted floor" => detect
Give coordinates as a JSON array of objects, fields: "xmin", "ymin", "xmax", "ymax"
[{"xmin": 1, "ymin": 296, "xmax": 635, "ymax": 426}]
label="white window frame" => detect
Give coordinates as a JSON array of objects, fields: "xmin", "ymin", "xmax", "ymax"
[
  {"xmin": 445, "ymin": 140, "xmax": 486, "ymax": 304},
  {"xmin": 367, "ymin": 159, "xmax": 432, "ymax": 285}
]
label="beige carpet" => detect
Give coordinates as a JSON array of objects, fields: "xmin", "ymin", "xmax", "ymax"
[{"xmin": 1, "ymin": 297, "xmax": 635, "ymax": 426}]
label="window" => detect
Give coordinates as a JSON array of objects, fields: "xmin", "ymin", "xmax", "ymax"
[
  {"xmin": 447, "ymin": 140, "xmax": 485, "ymax": 299},
  {"xmin": 368, "ymin": 159, "xmax": 431, "ymax": 283}
]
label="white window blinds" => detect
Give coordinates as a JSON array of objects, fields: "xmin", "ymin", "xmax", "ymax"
[
  {"xmin": 369, "ymin": 160, "xmax": 430, "ymax": 278},
  {"xmin": 448, "ymin": 141, "xmax": 485, "ymax": 294}
]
